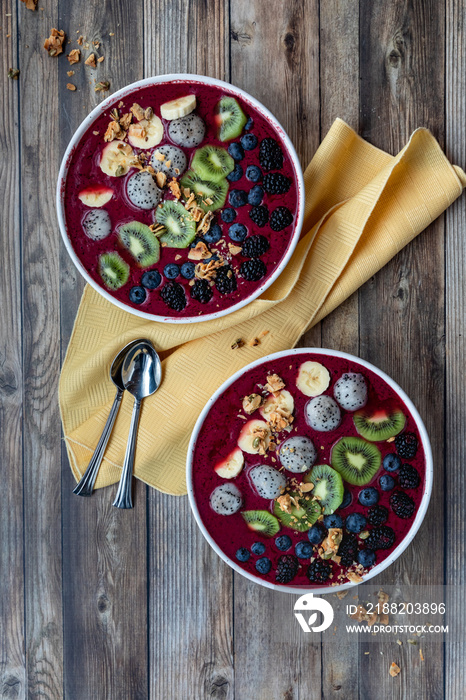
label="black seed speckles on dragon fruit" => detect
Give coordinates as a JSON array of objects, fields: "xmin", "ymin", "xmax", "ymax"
[
  {"xmin": 333, "ymin": 373, "xmax": 368, "ymax": 411},
  {"xmin": 82, "ymin": 209, "xmax": 112, "ymax": 240},
  {"xmin": 279, "ymin": 435, "xmax": 317, "ymax": 473},
  {"xmin": 126, "ymin": 170, "xmax": 162, "ymax": 210},
  {"xmin": 168, "ymin": 113, "xmax": 206, "ymax": 148},
  {"xmin": 305, "ymin": 395, "xmax": 341, "ymax": 432},
  {"xmin": 210, "ymin": 483, "xmax": 243, "ymax": 515},
  {"xmin": 249, "ymin": 464, "xmax": 287, "ymax": 499}
]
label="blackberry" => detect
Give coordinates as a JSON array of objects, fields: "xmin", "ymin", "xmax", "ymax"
[
  {"xmin": 215, "ymin": 265, "xmax": 237, "ymax": 295},
  {"xmin": 395, "ymin": 432, "xmax": 418, "ymax": 459},
  {"xmin": 191, "ymin": 279, "xmax": 213, "ymax": 304},
  {"xmin": 390, "ymin": 491, "xmax": 415, "ymax": 519},
  {"xmin": 249, "ymin": 205, "xmax": 269, "ymax": 227},
  {"xmin": 241, "ymin": 234, "xmax": 270, "ymax": 258},
  {"xmin": 366, "ymin": 525, "xmax": 396, "ymax": 550},
  {"xmin": 307, "ymin": 559, "xmax": 332, "ymax": 583},
  {"xmin": 367, "ymin": 505, "xmax": 389, "ymax": 527},
  {"xmin": 160, "ymin": 282, "xmax": 186, "ymax": 311},
  {"xmin": 276, "ymin": 554, "xmax": 299, "ymax": 583},
  {"xmin": 259, "ymin": 137, "xmax": 284, "ymax": 171},
  {"xmin": 240, "ymin": 259, "xmax": 267, "ymax": 282},
  {"xmin": 337, "ymin": 534, "xmax": 359, "ymax": 567},
  {"xmin": 263, "ymin": 172, "xmax": 291, "ymax": 195},
  {"xmin": 270, "ymin": 206, "xmax": 293, "ymax": 231},
  {"xmin": 398, "ymin": 464, "xmax": 420, "ymax": 489}
]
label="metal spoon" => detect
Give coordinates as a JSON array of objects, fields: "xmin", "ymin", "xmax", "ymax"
[
  {"xmin": 112, "ymin": 340, "xmax": 162, "ymax": 509},
  {"xmin": 73, "ymin": 338, "xmax": 149, "ymax": 497}
]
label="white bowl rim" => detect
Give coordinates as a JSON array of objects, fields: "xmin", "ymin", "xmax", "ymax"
[
  {"xmin": 56, "ymin": 73, "xmax": 305, "ymax": 324},
  {"xmin": 186, "ymin": 347, "xmax": 434, "ymax": 595}
]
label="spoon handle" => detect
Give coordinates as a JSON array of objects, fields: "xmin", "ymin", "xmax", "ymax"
[
  {"xmin": 73, "ymin": 388, "xmax": 124, "ymax": 497},
  {"xmin": 112, "ymin": 397, "xmax": 142, "ymax": 509}
]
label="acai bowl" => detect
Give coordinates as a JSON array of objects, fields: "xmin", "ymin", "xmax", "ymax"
[
  {"xmin": 57, "ymin": 74, "xmax": 304, "ymax": 323},
  {"xmin": 187, "ymin": 349, "xmax": 433, "ymax": 594}
]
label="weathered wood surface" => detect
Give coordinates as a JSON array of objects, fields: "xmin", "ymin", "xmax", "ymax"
[{"xmin": 0, "ymin": 0, "xmax": 464, "ymax": 698}]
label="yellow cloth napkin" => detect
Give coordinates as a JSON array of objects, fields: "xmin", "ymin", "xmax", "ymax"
[{"xmin": 59, "ymin": 118, "xmax": 466, "ymax": 496}]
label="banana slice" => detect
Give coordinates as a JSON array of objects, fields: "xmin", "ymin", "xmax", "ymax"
[
  {"xmin": 78, "ymin": 184, "xmax": 114, "ymax": 207},
  {"xmin": 127, "ymin": 115, "xmax": 164, "ymax": 149},
  {"xmin": 237, "ymin": 419, "xmax": 271, "ymax": 455},
  {"xmin": 214, "ymin": 447, "xmax": 244, "ymax": 479},
  {"xmin": 160, "ymin": 94, "xmax": 196, "ymax": 120},
  {"xmin": 259, "ymin": 390, "xmax": 294, "ymax": 420},
  {"xmin": 296, "ymin": 361, "xmax": 331, "ymax": 397},
  {"xmin": 100, "ymin": 141, "xmax": 136, "ymax": 177}
]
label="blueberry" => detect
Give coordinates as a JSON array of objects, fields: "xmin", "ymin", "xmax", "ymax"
[
  {"xmin": 345, "ymin": 512, "xmax": 367, "ymax": 534},
  {"xmin": 246, "ymin": 165, "xmax": 262, "ymax": 182},
  {"xmin": 295, "ymin": 540, "xmax": 313, "ymax": 559},
  {"xmin": 204, "ymin": 223, "xmax": 222, "ymax": 245},
  {"xmin": 227, "ymin": 163, "xmax": 243, "ymax": 182},
  {"xmin": 241, "ymin": 133, "xmax": 258, "ymax": 150},
  {"xmin": 221, "ymin": 208, "xmax": 237, "ymax": 223},
  {"xmin": 228, "ymin": 223, "xmax": 248, "ymax": 242},
  {"xmin": 308, "ymin": 523, "xmax": 325, "ymax": 545},
  {"xmin": 275, "ymin": 535, "xmax": 292, "ymax": 551},
  {"xmin": 383, "ymin": 453, "xmax": 401, "ymax": 472},
  {"xmin": 163, "ymin": 263, "xmax": 180, "ymax": 279},
  {"xmin": 180, "ymin": 262, "xmax": 195, "ymax": 280},
  {"xmin": 357, "ymin": 549, "xmax": 376, "ymax": 567},
  {"xmin": 236, "ymin": 547, "xmax": 250, "ymax": 562},
  {"xmin": 228, "ymin": 142, "xmax": 244, "ymax": 161},
  {"xmin": 340, "ymin": 489, "xmax": 352, "ymax": 509},
  {"xmin": 255, "ymin": 557, "xmax": 272, "ymax": 574},
  {"xmin": 358, "ymin": 487, "xmax": 379, "ymax": 507},
  {"xmin": 129, "ymin": 285, "xmax": 147, "ymax": 304},
  {"xmin": 323, "ymin": 514, "xmax": 343, "ymax": 529},
  {"xmin": 251, "ymin": 542, "xmax": 266, "ymax": 556},
  {"xmin": 228, "ymin": 189, "xmax": 248, "ymax": 207},
  {"xmin": 247, "ymin": 185, "xmax": 264, "ymax": 206},
  {"xmin": 245, "ymin": 116, "xmax": 254, "ymax": 131},
  {"xmin": 141, "ymin": 269, "xmax": 161, "ymax": 290},
  {"xmin": 379, "ymin": 474, "xmax": 395, "ymax": 491}
]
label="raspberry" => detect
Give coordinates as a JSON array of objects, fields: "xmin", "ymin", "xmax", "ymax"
[
  {"xmin": 275, "ymin": 554, "xmax": 299, "ymax": 583},
  {"xmin": 395, "ymin": 432, "xmax": 418, "ymax": 459},
  {"xmin": 191, "ymin": 279, "xmax": 213, "ymax": 304},
  {"xmin": 249, "ymin": 205, "xmax": 269, "ymax": 227},
  {"xmin": 366, "ymin": 526, "xmax": 395, "ymax": 550},
  {"xmin": 241, "ymin": 234, "xmax": 270, "ymax": 258},
  {"xmin": 160, "ymin": 282, "xmax": 186, "ymax": 311},
  {"xmin": 215, "ymin": 265, "xmax": 237, "ymax": 295},
  {"xmin": 263, "ymin": 172, "xmax": 291, "ymax": 195},
  {"xmin": 337, "ymin": 534, "xmax": 359, "ymax": 567},
  {"xmin": 259, "ymin": 137, "xmax": 284, "ymax": 171},
  {"xmin": 390, "ymin": 491, "xmax": 415, "ymax": 519},
  {"xmin": 270, "ymin": 206, "xmax": 293, "ymax": 231},
  {"xmin": 398, "ymin": 464, "xmax": 420, "ymax": 489},
  {"xmin": 307, "ymin": 559, "xmax": 332, "ymax": 583},
  {"xmin": 367, "ymin": 505, "xmax": 389, "ymax": 526},
  {"xmin": 240, "ymin": 259, "xmax": 267, "ymax": 282}
]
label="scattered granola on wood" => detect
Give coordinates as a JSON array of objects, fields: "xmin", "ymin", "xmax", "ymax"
[{"xmin": 44, "ymin": 28, "xmax": 66, "ymax": 57}]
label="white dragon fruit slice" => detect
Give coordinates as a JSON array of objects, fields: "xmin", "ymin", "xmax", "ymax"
[
  {"xmin": 305, "ymin": 395, "xmax": 341, "ymax": 432},
  {"xmin": 333, "ymin": 373, "xmax": 368, "ymax": 411},
  {"xmin": 168, "ymin": 113, "xmax": 205, "ymax": 148},
  {"xmin": 126, "ymin": 170, "xmax": 162, "ymax": 210},
  {"xmin": 82, "ymin": 209, "xmax": 111, "ymax": 240},
  {"xmin": 249, "ymin": 464, "xmax": 287, "ymax": 499},
  {"xmin": 210, "ymin": 483, "xmax": 243, "ymax": 515},
  {"xmin": 150, "ymin": 144, "xmax": 187, "ymax": 178},
  {"xmin": 279, "ymin": 435, "xmax": 317, "ymax": 473}
]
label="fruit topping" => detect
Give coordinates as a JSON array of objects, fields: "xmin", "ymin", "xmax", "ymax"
[
  {"xmin": 383, "ymin": 453, "xmax": 401, "ymax": 472},
  {"xmin": 246, "ymin": 165, "xmax": 262, "ymax": 182},
  {"xmin": 379, "ymin": 474, "xmax": 395, "ymax": 491},
  {"xmin": 304, "ymin": 464, "xmax": 344, "ymax": 514},
  {"xmin": 259, "ymin": 137, "xmax": 284, "ymax": 171},
  {"xmin": 117, "ymin": 221, "xmax": 160, "ymax": 267},
  {"xmin": 353, "ymin": 406, "xmax": 406, "ymax": 442},
  {"xmin": 269, "ymin": 206, "xmax": 293, "ymax": 231},
  {"xmin": 251, "ymin": 542, "xmax": 266, "ymax": 555},
  {"xmin": 260, "ymin": 388, "xmax": 294, "ymax": 423},
  {"xmin": 214, "ymin": 447, "xmax": 244, "ymax": 479},
  {"xmin": 98, "ymin": 252, "xmax": 129, "ymax": 290},
  {"xmin": 249, "ymin": 204, "xmax": 269, "ymax": 227},
  {"xmin": 255, "ymin": 557, "xmax": 272, "ymax": 574},
  {"xmin": 229, "ymin": 189, "xmax": 248, "ymax": 207},
  {"xmin": 295, "ymin": 540, "xmax": 313, "ymax": 559},
  {"xmin": 275, "ymin": 554, "xmax": 299, "ymax": 583},
  {"xmin": 204, "ymin": 223, "xmax": 223, "ymax": 244},
  {"xmin": 160, "ymin": 281, "xmax": 187, "ymax": 311},
  {"xmin": 241, "ymin": 133, "xmax": 258, "ymax": 150},
  {"xmin": 191, "ymin": 279, "xmax": 213, "ymax": 304},
  {"xmin": 180, "ymin": 171, "xmax": 228, "ymax": 212},
  {"xmin": 180, "ymin": 261, "xmax": 196, "ymax": 279},
  {"xmin": 210, "ymin": 483, "xmax": 243, "ymax": 515},
  {"xmin": 249, "ymin": 464, "xmax": 287, "ymax": 499},
  {"xmin": 228, "ymin": 142, "xmax": 245, "ymax": 161},
  {"xmin": 307, "ymin": 559, "xmax": 332, "ymax": 583},
  {"xmin": 215, "ymin": 265, "xmax": 237, "ymax": 294},
  {"xmin": 141, "ymin": 269, "xmax": 161, "ymax": 289},
  {"xmin": 398, "ymin": 464, "xmax": 420, "ymax": 489},
  {"xmin": 128, "ymin": 114, "xmax": 164, "ymax": 149},
  {"xmin": 168, "ymin": 113, "xmax": 205, "ymax": 148},
  {"xmin": 241, "ymin": 510, "xmax": 280, "ymax": 537},
  {"xmin": 242, "ymin": 234, "xmax": 270, "ymax": 258},
  {"xmin": 240, "ymin": 259, "xmax": 267, "ymax": 281},
  {"xmin": 345, "ymin": 512, "xmax": 367, "ymax": 534},
  {"xmin": 323, "ymin": 513, "xmax": 343, "ymax": 529},
  {"xmin": 279, "ymin": 435, "xmax": 316, "ymax": 473},
  {"xmin": 275, "ymin": 534, "xmax": 292, "ymax": 551},
  {"xmin": 333, "ymin": 373, "xmax": 368, "ymax": 411},
  {"xmin": 305, "ymin": 395, "xmax": 341, "ymax": 431},
  {"xmin": 155, "ymin": 200, "xmax": 197, "ymax": 248},
  {"xmin": 358, "ymin": 487, "xmax": 379, "ymax": 507},
  {"xmin": 308, "ymin": 522, "xmax": 326, "ymax": 544},
  {"xmin": 216, "ymin": 97, "xmax": 247, "ymax": 141},
  {"xmin": 274, "ymin": 490, "xmax": 321, "ymax": 532},
  {"xmin": 227, "ymin": 164, "xmax": 243, "ymax": 182},
  {"xmin": 367, "ymin": 505, "xmax": 389, "ymax": 526},
  {"xmin": 100, "ymin": 141, "xmax": 136, "ymax": 177},
  {"xmin": 390, "ymin": 491, "xmax": 415, "ymax": 519},
  {"xmin": 296, "ymin": 361, "xmax": 331, "ymax": 397},
  {"xmin": 191, "ymin": 145, "xmax": 235, "ymax": 182},
  {"xmin": 263, "ymin": 173, "xmax": 291, "ymax": 195},
  {"xmin": 126, "ymin": 171, "xmax": 162, "ymax": 210},
  {"xmin": 128, "ymin": 286, "xmax": 146, "ymax": 304},
  {"xmin": 237, "ymin": 419, "xmax": 271, "ymax": 454},
  {"xmin": 395, "ymin": 432, "xmax": 418, "ymax": 459},
  {"xmin": 160, "ymin": 94, "xmax": 196, "ymax": 120},
  {"xmin": 365, "ymin": 525, "xmax": 395, "ymax": 550},
  {"xmin": 163, "ymin": 263, "xmax": 180, "ymax": 279},
  {"xmin": 82, "ymin": 209, "xmax": 111, "ymax": 240},
  {"xmin": 247, "ymin": 185, "xmax": 264, "ymax": 206},
  {"xmin": 331, "ymin": 436, "xmax": 381, "ymax": 485},
  {"xmin": 228, "ymin": 223, "xmax": 247, "ymax": 243},
  {"xmin": 150, "ymin": 144, "xmax": 187, "ymax": 178},
  {"xmin": 340, "ymin": 489, "xmax": 352, "ymax": 508},
  {"xmin": 221, "ymin": 208, "xmax": 236, "ymax": 223},
  {"xmin": 358, "ymin": 549, "xmax": 376, "ymax": 567},
  {"xmin": 337, "ymin": 534, "xmax": 359, "ymax": 566},
  {"xmin": 235, "ymin": 547, "xmax": 250, "ymax": 562},
  {"xmin": 78, "ymin": 184, "xmax": 114, "ymax": 208},
  {"xmin": 245, "ymin": 117, "xmax": 254, "ymax": 131}
]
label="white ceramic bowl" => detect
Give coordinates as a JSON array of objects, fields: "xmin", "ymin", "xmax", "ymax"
[
  {"xmin": 56, "ymin": 73, "xmax": 305, "ymax": 324},
  {"xmin": 187, "ymin": 348, "xmax": 433, "ymax": 594}
]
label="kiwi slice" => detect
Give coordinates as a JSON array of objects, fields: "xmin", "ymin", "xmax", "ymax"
[
  {"xmin": 216, "ymin": 96, "xmax": 247, "ymax": 141},
  {"xmin": 155, "ymin": 200, "xmax": 197, "ymax": 248},
  {"xmin": 191, "ymin": 145, "xmax": 235, "ymax": 183},
  {"xmin": 241, "ymin": 510, "xmax": 280, "ymax": 537},
  {"xmin": 117, "ymin": 221, "xmax": 160, "ymax": 267},
  {"xmin": 303, "ymin": 465, "xmax": 344, "ymax": 515},
  {"xmin": 180, "ymin": 170, "xmax": 229, "ymax": 212},
  {"xmin": 331, "ymin": 436, "xmax": 381, "ymax": 486},
  {"xmin": 98, "ymin": 252, "xmax": 130, "ymax": 290},
  {"xmin": 273, "ymin": 491, "xmax": 321, "ymax": 532},
  {"xmin": 353, "ymin": 406, "xmax": 406, "ymax": 442}
]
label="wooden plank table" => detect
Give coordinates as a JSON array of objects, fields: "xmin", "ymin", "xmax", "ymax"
[{"xmin": 1, "ymin": 1, "xmax": 464, "ymax": 697}]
